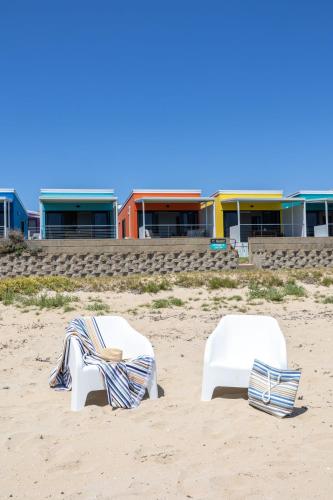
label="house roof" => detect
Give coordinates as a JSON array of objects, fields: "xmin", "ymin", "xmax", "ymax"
[
  {"xmin": 27, "ymin": 210, "xmax": 40, "ymax": 217},
  {"xmin": 220, "ymin": 197, "xmax": 306, "ymax": 203},
  {"xmin": 211, "ymin": 189, "xmax": 283, "ymax": 197},
  {"xmin": 288, "ymin": 190, "xmax": 333, "ymax": 197},
  {"xmin": 119, "ymin": 189, "xmax": 203, "ymax": 213},
  {"xmin": 134, "ymin": 196, "xmax": 213, "ymax": 204},
  {"xmin": 40, "ymin": 188, "xmax": 117, "ymax": 202},
  {"xmin": 131, "ymin": 189, "xmax": 202, "ymax": 194},
  {"xmin": 0, "ymin": 189, "xmax": 27, "ymax": 214}
]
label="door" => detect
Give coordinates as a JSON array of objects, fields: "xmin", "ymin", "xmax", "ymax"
[{"xmin": 93, "ymin": 212, "xmax": 109, "ymax": 238}]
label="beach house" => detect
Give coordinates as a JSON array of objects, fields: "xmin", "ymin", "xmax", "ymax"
[
  {"xmin": 27, "ymin": 210, "xmax": 40, "ymax": 239},
  {"xmin": 210, "ymin": 190, "xmax": 310, "ymax": 255},
  {"xmin": 287, "ymin": 191, "xmax": 333, "ymax": 237},
  {"xmin": 39, "ymin": 189, "xmax": 118, "ymax": 239},
  {"xmin": 118, "ymin": 189, "xmax": 215, "ymax": 239},
  {"xmin": 0, "ymin": 189, "xmax": 28, "ymax": 238},
  {"xmin": 213, "ymin": 190, "xmax": 284, "ymax": 241}
]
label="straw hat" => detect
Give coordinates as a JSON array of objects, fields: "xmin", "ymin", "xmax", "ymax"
[{"xmin": 100, "ymin": 347, "xmax": 123, "ymax": 363}]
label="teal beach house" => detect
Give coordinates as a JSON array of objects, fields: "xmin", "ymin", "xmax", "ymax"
[
  {"xmin": 39, "ymin": 189, "xmax": 118, "ymax": 239},
  {"xmin": 287, "ymin": 191, "xmax": 333, "ymax": 237},
  {"xmin": 0, "ymin": 188, "xmax": 28, "ymax": 238}
]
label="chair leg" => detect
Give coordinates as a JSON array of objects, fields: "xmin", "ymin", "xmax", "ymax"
[
  {"xmin": 201, "ymin": 383, "xmax": 215, "ymax": 401},
  {"xmin": 147, "ymin": 366, "xmax": 158, "ymax": 400},
  {"xmin": 201, "ymin": 370, "xmax": 217, "ymax": 401},
  {"xmin": 71, "ymin": 382, "xmax": 88, "ymax": 411}
]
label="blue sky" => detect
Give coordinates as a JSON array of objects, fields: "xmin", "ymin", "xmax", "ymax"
[{"xmin": 0, "ymin": 0, "xmax": 332, "ymax": 210}]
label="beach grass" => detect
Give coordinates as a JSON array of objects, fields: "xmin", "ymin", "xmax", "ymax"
[{"xmin": 0, "ymin": 269, "xmax": 332, "ymax": 309}]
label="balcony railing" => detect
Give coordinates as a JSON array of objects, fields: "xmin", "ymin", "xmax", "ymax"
[
  {"xmin": 140, "ymin": 224, "xmax": 213, "ymax": 238},
  {"xmin": 44, "ymin": 225, "xmax": 117, "ymax": 239},
  {"xmin": 230, "ymin": 223, "xmax": 304, "ymax": 242},
  {"xmin": 0, "ymin": 226, "xmax": 4, "ymax": 238}
]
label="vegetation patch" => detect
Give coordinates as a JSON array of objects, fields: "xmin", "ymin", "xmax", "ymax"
[
  {"xmin": 248, "ymin": 279, "xmax": 306, "ymax": 302},
  {"xmin": 208, "ymin": 277, "xmax": 238, "ymax": 290},
  {"xmin": 248, "ymin": 285, "xmax": 285, "ymax": 302},
  {"xmin": 322, "ymin": 277, "xmax": 333, "ymax": 287},
  {"xmin": 21, "ymin": 293, "xmax": 79, "ymax": 310},
  {"xmin": 151, "ymin": 297, "xmax": 185, "ymax": 309},
  {"xmin": 227, "ymin": 295, "xmax": 243, "ymax": 301},
  {"xmin": 283, "ymin": 281, "xmax": 307, "ymax": 298},
  {"xmin": 86, "ymin": 301, "xmax": 110, "ymax": 313}
]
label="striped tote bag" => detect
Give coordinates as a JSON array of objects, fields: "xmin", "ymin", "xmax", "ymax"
[{"xmin": 248, "ymin": 359, "xmax": 301, "ymax": 418}]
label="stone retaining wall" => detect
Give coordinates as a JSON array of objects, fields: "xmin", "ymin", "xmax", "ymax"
[
  {"xmin": 249, "ymin": 237, "xmax": 333, "ymax": 269},
  {"xmin": 0, "ymin": 239, "xmax": 238, "ymax": 277}
]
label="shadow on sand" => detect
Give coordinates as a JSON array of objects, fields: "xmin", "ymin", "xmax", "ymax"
[{"xmin": 85, "ymin": 384, "xmax": 165, "ymax": 407}]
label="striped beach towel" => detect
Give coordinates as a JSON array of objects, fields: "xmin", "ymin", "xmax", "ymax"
[
  {"xmin": 248, "ymin": 359, "xmax": 301, "ymax": 418},
  {"xmin": 49, "ymin": 317, "xmax": 155, "ymax": 409}
]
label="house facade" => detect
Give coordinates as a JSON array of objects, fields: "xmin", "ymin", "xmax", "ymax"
[
  {"xmin": 118, "ymin": 189, "xmax": 215, "ymax": 239},
  {"xmin": 0, "ymin": 189, "xmax": 28, "ymax": 238},
  {"xmin": 27, "ymin": 210, "xmax": 40, "ymax": 239},
  {"xmin": 213, "ymin": 190, "xmax": 284, "ymax": 241},
  {"xmin": 287, "ymin": 191, "xmax": 333, "ymax": 237},
  {"xmin": 39, "ymin": 189, "xmax": 118, "ymax": 239}
]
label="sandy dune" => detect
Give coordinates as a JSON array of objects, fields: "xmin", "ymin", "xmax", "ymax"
[{"xmin": 1, "ymin": 285, "xmax": 333, "ymax": 499}]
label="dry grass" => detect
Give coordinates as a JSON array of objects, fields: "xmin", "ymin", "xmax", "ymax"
[{"xmin": 0, "ymin": 268, "xmax": 333, "ymax": 308}]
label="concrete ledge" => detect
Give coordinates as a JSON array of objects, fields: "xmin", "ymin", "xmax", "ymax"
[
  {"xmin": 27, "ymin": 238, "xmax": 213, "ymax": 254},
  {"xmin": 249, "ymin": 237, "xmax": 333, "ymax": 252}
]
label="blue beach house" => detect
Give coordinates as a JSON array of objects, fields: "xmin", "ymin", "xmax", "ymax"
[
  {"xmin": 39, "ymin": 189, "xmax": 118, "ymax": 239},
  {"xmin": 0, "ymin": 188, "xmax": 28, "ymax": 238},
  {"xmin": 287, "ymin": 191, "xmax": 333, "ymax": 237}
]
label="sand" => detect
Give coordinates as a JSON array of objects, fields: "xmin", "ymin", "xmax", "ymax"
[{"xmin": 1, "ymin": 284, "xmax": 333, "ymax": 499}]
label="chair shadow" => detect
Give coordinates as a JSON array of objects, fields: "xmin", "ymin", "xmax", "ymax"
[
  {"xmin": 212, "ymin": 387, "xmax": 248, "ymax": 400},
  {"xmin": 85, "ymin": 390, "xmax": 108, "ymax": 407},
  {"xmin": 85, "ymin": 384, "xmax": 165, "ymax": 407},
  {"xmin": 287, "ymin": 406, "xmax": 308, "ymax": 418},
  {"xmin": 142, "ymin": 384, "xmax": 165, "ymax": 400}
]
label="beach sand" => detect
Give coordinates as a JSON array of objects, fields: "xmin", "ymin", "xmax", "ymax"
[{"xmin": 1, "ymin": 284, "xmax": 333, "ymax": 499}]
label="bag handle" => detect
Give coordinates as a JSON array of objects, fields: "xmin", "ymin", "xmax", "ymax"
[{"xmin": 262, "ymin": 371, "xmax": 281, "ymax": 404}]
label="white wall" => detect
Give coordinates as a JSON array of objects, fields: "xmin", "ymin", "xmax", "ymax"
[
  {"xmin": 314, "ymin": 225, "xmax": 328, "ymax": 237},
  {"xmin": 230, "ymin": 224, "xmax": 241, "ymax": 243}
]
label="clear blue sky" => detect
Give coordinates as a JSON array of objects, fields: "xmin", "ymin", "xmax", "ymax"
[{"xmin": 0, "ymin": 0, "xmax": 332, "ymax": 210}]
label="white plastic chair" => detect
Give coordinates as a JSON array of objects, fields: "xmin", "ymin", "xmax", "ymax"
[
  {"xmin": 68, "ymin": 316, "xmax": 158, "ymax": 411},
  {"xmin": 201, "ymin": 314, "xmax": 287, "ymax": 401}
]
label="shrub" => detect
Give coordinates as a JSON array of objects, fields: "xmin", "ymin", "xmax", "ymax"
[
  {"xmin": 323, "ymin": 296, "xmax": 333, "ymax": 304},
  {"xmin": 21, "ymin": 293, "xmax": 79, "ymax": 309},
  {"xmin": 175, "ymin": 274, "xmax": 207, "ymax": 288},
  {"xmin": 283, "ymin": 281, "xmax": 307, "ymax": 298},
  {"xmin": 86, "ymin": 301, "xmax": 110, "ymax": 313},
  {"xmin": 0, "ymin": 230, "xmax": 27, "ymax": 255},
  {"xmin": 248, "ymin": 285, "xmax": 284, "ymax": 302},
  {"xmin": 322, "ymin": 277, "xmax": 333, "ymax": 287},
  {"xmin": 208, "ymin": 277, "xmax": 238, "ymax": 290},
  {"xmin": 140, "ymin": 280, "xmax": 172, "ymax": 294},
  {"xmin": 151, "ymin": 297, "xmax": 185, "ymax": 309}
]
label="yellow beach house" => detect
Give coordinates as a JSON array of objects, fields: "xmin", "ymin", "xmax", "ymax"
[{"xmin": 212, "ymin": 190, "xmax": 285, "ymax": 255}]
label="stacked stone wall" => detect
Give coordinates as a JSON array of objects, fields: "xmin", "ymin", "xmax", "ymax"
[
  {"xmin": 249, "ymin": 237, "xmax": 333, "ymax": 269},
  {"xmin": 0, "ymin": 238, "xmax": 238, "ymax": 277}
]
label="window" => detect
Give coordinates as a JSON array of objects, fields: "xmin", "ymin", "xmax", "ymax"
[{"xmin": 223, "ymin": 211, "xmax": 238, "ymax": 237}]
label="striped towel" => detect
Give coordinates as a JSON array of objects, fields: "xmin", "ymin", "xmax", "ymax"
[
  {"xmin": 49, "ymin": 317, "xmax": 155, "ymax": 409},
  {"xmin": 248, "ymin": 359, "xmax": 301, "ymax": 418}
]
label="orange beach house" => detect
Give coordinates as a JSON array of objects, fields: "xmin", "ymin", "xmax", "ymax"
[{"xmin": 118, "ymin": 189, "xmax": 215, "ymax": 239}]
